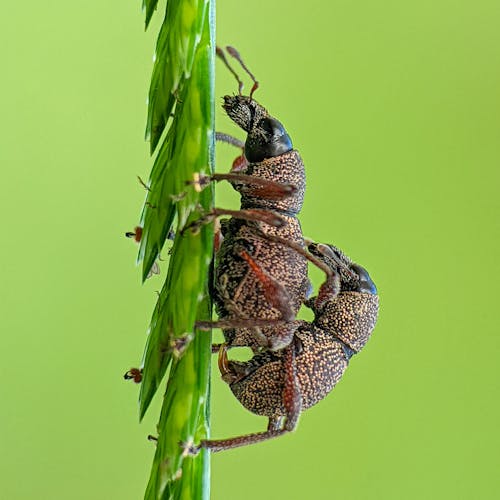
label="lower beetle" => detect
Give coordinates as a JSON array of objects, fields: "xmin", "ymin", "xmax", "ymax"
[{"xmin": 188, "ymin": 242, "xmax": 379, "ymax": 453}]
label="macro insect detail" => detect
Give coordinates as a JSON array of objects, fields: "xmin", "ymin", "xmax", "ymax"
[
  {"xmin": 189, "ymin": 242, "xmax": 379, "ymax": 453},
  {"xmin": 192, "ymin": 46, "xmax": 315, "ymax": 353},
  {"xmin": 183, "ymin": 47, "xmax": 379, "ymax": 453},
  {"xmin": 126, "ymin": 46, "xmax": 380, "ymax": 454}
]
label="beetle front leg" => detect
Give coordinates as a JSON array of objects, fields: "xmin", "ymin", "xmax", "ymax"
[
  {"xmin": 249, "ymin": 228, "xmax": 342, "ymax": 309},
  {"xmin": 197, "ymin": 318, "xmax": 288, "ymax": 330},
  {"xmin": 182, "ymin": 207, "xmax": 286, "ymax": 235},
  {"xmin": 191, "ymin": 172, "xmax": 297, "ymax": 200},
  {"xmin": 215, "ymin": 131, "xmax": 245, "ymax": 150}
]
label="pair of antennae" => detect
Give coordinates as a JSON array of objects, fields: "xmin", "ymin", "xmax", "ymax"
[{"xmin": 216, "ymin": 45, "xmax": 259, "ymax": 98}]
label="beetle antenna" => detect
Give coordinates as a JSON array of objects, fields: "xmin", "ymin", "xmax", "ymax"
[
  {"xmin": 226, "ymin": 46, "xmax": 259, "ymax": 98},
  {"xmin": 216, "ymin": 46, "xmax": 244, "ymax": 95}
]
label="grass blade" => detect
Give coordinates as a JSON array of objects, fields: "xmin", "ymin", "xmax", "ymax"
[{"xmin": 133, "ymin": 1, "xmax": 215, "ymax": 498}]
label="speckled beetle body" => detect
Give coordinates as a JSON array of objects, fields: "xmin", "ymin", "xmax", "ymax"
[
  {"xmin": 186, "ymin": 47, "xmax": 379, "ymax": 455},
  {"xmin": 226, "ymin": 243, "xmax": 379, "ymax": 418},
  {"xmin": 194, "ymin": 243, "xmax": 379, "ymax": 453},
  {"xmin": 212, "ymin": 95, "xmax": 310, "ymax": 351}
]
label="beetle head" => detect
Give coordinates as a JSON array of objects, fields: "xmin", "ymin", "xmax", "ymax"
[
  {"xmin": 308, "ymin": 243, "xmax": 377, "ymax": 295},
  {"xmin": 223, "ymin": 95, "xmax": 293, "ymax": 163}
]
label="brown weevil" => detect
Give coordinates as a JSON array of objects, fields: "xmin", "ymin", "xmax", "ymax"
[
  {"xmin": 189, "ymin": 243, "xmax": 379, "ymax": 453},
  {"xmin": 183, "ymin": 48, "xmax": 379, "ymax": 453},
  {"xmin": 191, "ymin": 46, "xmax": 326, "ymax": 352}
]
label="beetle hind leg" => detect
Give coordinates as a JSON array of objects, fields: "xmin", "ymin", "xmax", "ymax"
[{"xmin": 189, "ymin": 343, "xmax": 302, "ymax": 454}]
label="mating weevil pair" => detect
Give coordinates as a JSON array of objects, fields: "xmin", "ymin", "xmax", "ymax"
[
  {"xmin": 183, "ymin": 47, "xmax": 380, "ymax": 453},
  {"xmin": 126, "ymin": 46, "xmax": 379, "ymax": 453}
]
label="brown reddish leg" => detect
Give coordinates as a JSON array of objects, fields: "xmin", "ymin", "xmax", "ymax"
[
  {"xmin": 182, "ymin": 207, "xmax": 286, "ymax": 235},
  {"xmin": 238, "ymin": 249, "xmax": 295, "ymax": 322},
  {"xmin": 191, "ymin": 343, "xmax": 301, "ymax": 454},
  {"xmin": 195, "ymin": 226, "xmax": 341, "ymax": 345},
  {"xmin": 197, "ymin": 318, "xmax": 290, "ymax": 331},
  {"xmin": 191, "ymin": 172, "xmax": 297, "ymax": 200},
  {"xmin": 197, "ymin": 247, "xmax": 298, "ymax": 349},
  {"xmin": 249, "ymin": 228, "xmax": 342, "ymax": 310},
  {"xmin": 214, "ymin": 173, "xmax": 297, "ymax": 199}
]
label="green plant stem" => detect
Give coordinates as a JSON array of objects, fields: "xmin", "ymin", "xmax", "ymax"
[{"xmin": 133, "ymin": 1, "xmax": 215, "ymax": 498}]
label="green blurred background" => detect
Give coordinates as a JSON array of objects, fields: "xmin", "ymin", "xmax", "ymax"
[{"xmin": 1, "ymin": 1, "xmax": 499, "ymax": 498}]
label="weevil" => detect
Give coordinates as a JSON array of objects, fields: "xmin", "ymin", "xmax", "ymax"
[
  {"xmin": 191, "ymin": 46, "xmax": 337, "ymax": 351},
  {"xmin": 189, "ymin": 242, "xmax": 379, "ymax": 453},
  {"xmin": 126, "ymin": 47, "xmax": 380, "ymax": 455}
]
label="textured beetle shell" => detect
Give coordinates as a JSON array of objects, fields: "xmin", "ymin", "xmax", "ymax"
[
  {"xmin": 214, "ymin": 148, "xmax": 309, "ymax": 350},
  {"xmin": 227, "ymin": 324, "xmax": 349, "ymax": 417},
  {"xmin": 237, "ymin": 151, "xmax": 306, "ymax": 214},
  {"xmin": 214, "ymin": 215, "xmax": 309, "ymax": 349},
  {"xmin": 315, "ymin": 292, "xmax": 379, "ymax": 353}
]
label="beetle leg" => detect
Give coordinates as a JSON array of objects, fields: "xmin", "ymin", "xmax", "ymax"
[
  {"xmin": 215, "ymin": 132, "xmax": 245, "ymax": 150},
  {"xmin": 267, "ymin": 416, "xmax": 284, "ymax": 432},
  {"xmin": 190, "ymin": 172, "xmax": 296, "ymax": 200},
  {"xmin": 211, "ymin": 342, "xmax": 223, "ymax": 353},
  {"xmin": 282, "ymin": 339, "xmax": 302, "ymax": 431},
  {"xmin": 213, "ymin": 218, "xmax": 223, "ymax": 253},
  {"xmin": 237, "ymin": 248, "xmax": 295, "ymax": 322},
  {"xmin": 197, "ymin": 318, "xmax": 287, "ymax": 330},
  {"xmin": 182, "ymin": 207, "xmax": 286, "ymax": 235},
  {"xmin": 217, "ymin": 343, "xmax": 230, "ymax": 377},
  {"xmin": 196, "ymin": 245, "xmax": 299, "ymax": 349},
  {"xmin": 213, "ymin": 173, "xmax": 296, "ymax": 200},
  {"xmin": 190, "ymin": 344, "xmax": 300, "ymax": 454},
  {"xmin": 198, "ymin": 318, "xmax": 300, "ymax": 351},
  {"xmin": 250, "ymin": 227, "xmax": 342, "ymax": 309},
  {"xmin": 234, "ymin": 247, "xmax": 299, "ymax": 349},
  {"xmin": 188, "ymin": 428, "xmax": 284, "ymax": 454}
]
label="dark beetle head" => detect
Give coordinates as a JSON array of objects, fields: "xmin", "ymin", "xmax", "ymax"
[
  {"xmin": 308, "ymin": 242, "xmax": 377, "ymax": 295},
  {"xmin": 308, "ymin": 242, "xmax": 379, "ymax": 353},
  {"xmin": 223, "ymin": 95, "xmax": 293, "ymax": 163}
]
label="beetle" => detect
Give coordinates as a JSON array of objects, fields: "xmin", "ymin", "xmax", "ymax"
[
  {"xmin": 188, "ymin": 242, "xmax": 379, "ymax": 453},
  {"xmin": 192, "ymin": 46, "xmax": 334, "ymax": 352}
]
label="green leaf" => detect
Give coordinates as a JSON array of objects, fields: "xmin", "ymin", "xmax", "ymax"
[
  {"xmin": 138, "ymin": 0, "xmax": 212, "ymax": 281},
  {"xmin": 146, "ymin": 0, "xmax": 209, "ymax": 153},
  {"xmin": 139, "ymin": 203, "xmax": 214, "ymax": 419},
  {"xmin": 143, "ymin": 0, "xmax": 160, "ymax": 29},
  {"xmin": 138, "ymin": 0, "xmax": 214, "ymax": 419},
  {"xmin": 144, "ymin": 295, "xmax": 212, "ymax": 499}
]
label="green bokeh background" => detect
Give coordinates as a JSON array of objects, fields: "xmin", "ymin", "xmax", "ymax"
[{"xmin": 1, "ymin": 1, "xmax": 499, "ymax": 498}]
